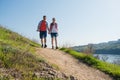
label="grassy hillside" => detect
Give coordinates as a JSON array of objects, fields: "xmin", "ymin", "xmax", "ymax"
[
  {"xmin": 60, "ymin": 48, "xmax": 120, "ymax": 80},
  {"xmin": 0, "ymin": 26, "xmax": 67, "ymax": 80}
]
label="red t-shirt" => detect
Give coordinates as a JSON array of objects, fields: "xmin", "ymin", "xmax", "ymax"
[{"xmin": 39, "ymin": 20, "xmax": 47, "ymax": 31}]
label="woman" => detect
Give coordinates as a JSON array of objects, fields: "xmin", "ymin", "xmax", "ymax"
[{"xmin": 49, "ymin": 18, "xmax": 58, "ymax": 49}]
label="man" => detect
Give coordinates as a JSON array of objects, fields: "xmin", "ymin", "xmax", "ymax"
[{"xmin": 37, "ymin": 16, "xmax": 49, "ymax": 48}]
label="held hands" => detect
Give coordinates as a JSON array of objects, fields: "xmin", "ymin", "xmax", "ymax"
[{"xmin": 48, "ymin": 31, "xmax": 51, "ymax": 34}]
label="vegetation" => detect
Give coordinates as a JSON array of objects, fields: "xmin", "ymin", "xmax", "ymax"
[
  {"xmin": 0, "ymin": 26, "xmax": 40, "ymax": 52},
  {"xmin": 1, "ymin": 25, "xmax": 120, "ymax": 80},
  {"xmin": 60, "ymin": 48, "xmax": 120, "ymax": 80},
  {"xmin": 0, "ymin": 26, "xmax": 64, "ymax": 80}
]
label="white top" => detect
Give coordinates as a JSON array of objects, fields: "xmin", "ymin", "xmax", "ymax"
[{"xmin": 51, "ymin": 24, "xmax": 58, "ymax": 33}]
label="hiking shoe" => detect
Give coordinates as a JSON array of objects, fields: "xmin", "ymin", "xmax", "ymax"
[
  {"xmin": 52, "ymin": 46, "xmax": 54, "ymax": 49},
  {"xmin": 56, "ymin": 46, "xmax": 58, "ymax": 49},
  {"xmin": 44, "ymin": 44, "xmax": 47, "ymax": 48}
]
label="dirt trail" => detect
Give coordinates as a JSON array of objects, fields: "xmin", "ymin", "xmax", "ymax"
[{"xmin": 36, "ymin": 48, "xmax": 112, "ymax": 80}]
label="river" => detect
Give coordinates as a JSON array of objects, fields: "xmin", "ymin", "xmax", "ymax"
[{"xmin": 94, "ymin": 54, "xmax": 120, "ymax": 64}]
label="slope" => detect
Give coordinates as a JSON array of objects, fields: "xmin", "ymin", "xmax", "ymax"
[
  {"xmin": 36, "ymin": 48, "xmax": 112, "ymax": 80},
  {"xmin": 0, "ymin": 26, "xmax": 68, "ymax": 80}
]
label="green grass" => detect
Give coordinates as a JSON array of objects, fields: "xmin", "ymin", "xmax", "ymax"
[
  {"xmin": 0, "ymin": 26, "xmax": 64, "ymax": 80},
  {"xmin": 0, "ymin": 26, "xmax": 45, "ymax": 79},
  {"xmin": 0, "ymin": 26, "xmax": 40, "ymax": 52},
  {"xmin": 60, "ymin": 48, "xmax": 120, "ymax": 80}
]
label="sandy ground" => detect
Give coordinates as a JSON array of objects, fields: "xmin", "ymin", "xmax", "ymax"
[{"xmin": 36, "ymin": 48, "xmax": 112, "ymax": 80}]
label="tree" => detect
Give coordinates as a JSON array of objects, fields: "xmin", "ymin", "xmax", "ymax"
[{"xmin": 84, "ymin": 44, "xmax": 94, "ymax": 55}]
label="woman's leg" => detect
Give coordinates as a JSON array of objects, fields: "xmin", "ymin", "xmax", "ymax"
[
  {"xmin": 55, "ymin": 37, "xmax": 58, "ymax": 49},
  {"xmin": 51, "ymin": 38, "xmax": 54, "ymax": 49}
]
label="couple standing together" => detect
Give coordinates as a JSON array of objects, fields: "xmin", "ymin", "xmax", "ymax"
[{"xmin": 37, "ymin": 16, "xmax": 58, "ymax": 49}]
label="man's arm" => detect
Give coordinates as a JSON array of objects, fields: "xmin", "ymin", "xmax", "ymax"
[
  {"xmin": 46, "ymin": 22, "xmax": 50, "ymax": 32},
  {"xmin": 37, "ymin": 21, "xmax": 41, "ymax": 31}
]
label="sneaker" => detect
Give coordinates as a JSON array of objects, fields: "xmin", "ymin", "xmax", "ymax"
[
  {"xmin": 44, "ymin": 44, "xmax": 47, "ymax": 48},
  {"xmin": 56, "ymin": 46, "xmax": 58, "ymax": 49},
  {"xmin": 52, "ymin": 46, "xmax": 54, "ymax": 49}
]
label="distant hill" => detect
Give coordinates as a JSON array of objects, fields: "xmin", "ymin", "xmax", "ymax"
[{"xmin": 72, "ymin": 39, "xmax": 120, "ymax": 54}]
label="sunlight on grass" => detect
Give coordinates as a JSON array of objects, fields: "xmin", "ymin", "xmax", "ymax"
[
  {"xmin": 0, "ymin": 26, "xmax": 65, "ymax": 80},
  {"xmin": 60, "ymin": 48, "xmax": 120, "ymax": 80}
]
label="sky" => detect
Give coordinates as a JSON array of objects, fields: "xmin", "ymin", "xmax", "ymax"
[{"xmin": 0, "ymin": 0, "xmax": 120, "ymax": 47}]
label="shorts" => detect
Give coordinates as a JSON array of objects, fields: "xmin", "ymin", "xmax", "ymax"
[
  {"xmin": 39, "ymin": 31, "xmax": 47, "ymax": 39},
  {"xmin": 51, "ymin": 33, "xmax": 58, "ymax": 38}
]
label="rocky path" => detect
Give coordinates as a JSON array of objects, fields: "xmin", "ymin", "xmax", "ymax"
[{"xmin": 36, "ymin": 48, "xmax": 112, "ymax": 80}]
